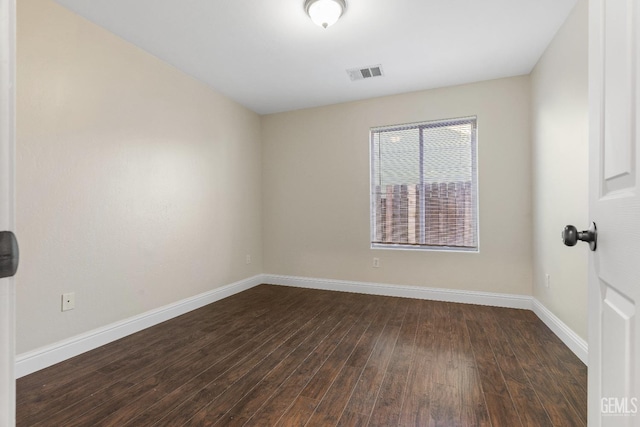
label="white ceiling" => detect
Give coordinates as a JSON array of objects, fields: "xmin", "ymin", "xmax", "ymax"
[{"xmin": 53, "ymin": 0, "xmax": 577, "ymax": 115}]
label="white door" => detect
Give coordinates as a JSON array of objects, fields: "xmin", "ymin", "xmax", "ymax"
[
  {"xmin": 0, "ymin": 0, "xmax": 16, "ymax": 425},
  {"xmin": 588, "ymin": 0, "xmax": 640, "ymax": 425}
]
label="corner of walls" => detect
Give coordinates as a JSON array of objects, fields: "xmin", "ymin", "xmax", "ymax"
[
  {"xmin": 18, "ymin": 0, "xmax": 589, "ymax": 377},
  {"xmin": 261, "ymin": 274, "xmax": 588, "ymax": 364},
  {"xmin": 261, "ymin": 76, "xmax": 533, "ymax": 297},
  {"xmin": 17, "ymin": 272, "xmax": 587, "ymax": 376}
]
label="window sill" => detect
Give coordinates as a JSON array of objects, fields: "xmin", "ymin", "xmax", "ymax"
[{"xmin": 371, "ymin": 243, "xmax": 479, "ymax": 253}]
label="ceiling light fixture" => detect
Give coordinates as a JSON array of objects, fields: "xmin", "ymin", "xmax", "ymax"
[{"xmin": 304, "ymin": 0, "xmax": 346, "ymax": 29}]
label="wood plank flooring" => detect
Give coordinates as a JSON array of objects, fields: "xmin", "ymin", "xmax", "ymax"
[{"xmin": 17, "ymin": 284, "xmax": 587, "ymax": 426}]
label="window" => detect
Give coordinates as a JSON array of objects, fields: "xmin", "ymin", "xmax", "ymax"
[{"xmin": 370, "ymin": 116, "xmax": 478, "ymax": 251}]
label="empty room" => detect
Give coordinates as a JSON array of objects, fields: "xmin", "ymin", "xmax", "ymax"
[{"xmin": 1, "ymin": 0, "xmax": 639, "ymax": 425}]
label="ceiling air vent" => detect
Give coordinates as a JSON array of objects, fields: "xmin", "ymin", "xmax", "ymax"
[{"xmin": 347, "ymin": 65, "xmax": 384, "ymax": 81}]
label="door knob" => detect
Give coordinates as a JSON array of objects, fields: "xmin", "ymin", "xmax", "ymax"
[
  {"xmin": 0, "ymin": 230, "xmax": 19, "ymax": 278},
  {"xmin": 562, "ymin": 222, "xmax": 597, "ymax": 251}
]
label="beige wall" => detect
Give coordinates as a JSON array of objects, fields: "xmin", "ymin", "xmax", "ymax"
[
  {"xmin": 531, "ymin": 0, "xmax": 589, "ymax": 340},
  {"xmin": 17, "ymin": 0, "xmax": 587, "ymax": 356},
  {"xmin": 16, "ymin": 0, "xmax": 263, "ymax": 353},
  {"xmin": 262, "ymin": 76, "xmax": 532, "ymax": 295}
]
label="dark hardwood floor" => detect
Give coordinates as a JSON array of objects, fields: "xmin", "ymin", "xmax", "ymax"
[{"xmin": 17, "ymin": 284, "xmax": 587, "ymax": 426}]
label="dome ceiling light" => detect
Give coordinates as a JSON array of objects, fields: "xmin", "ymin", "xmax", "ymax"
[{"xmin": 304, "ymin": 0, "xmax": 347, "ymax": 29}]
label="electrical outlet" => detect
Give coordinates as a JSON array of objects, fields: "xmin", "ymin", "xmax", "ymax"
[
  {"xmin": 373, "ymin": 257, "xmax": 380, "ymax": 268},
  {"xmin": 246, "ymin": 254, "xmax": 251, "ymax": 264},
  {"xmin": 62, "ymin": 292, "xmax": 75, "ymax": 311},
  {"xmin": 545, "ymin": 274, "xmax": 551, "ymax": 288}
]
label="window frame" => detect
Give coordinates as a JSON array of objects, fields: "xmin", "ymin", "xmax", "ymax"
[{"xmin": 369, "ymin": 116, "xmax": 480, "ymax": 253}]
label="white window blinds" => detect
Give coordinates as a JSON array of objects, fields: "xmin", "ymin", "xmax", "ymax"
[{"xmin": 370, "ymin": 117, "xmax": 478, "ymax": 251}]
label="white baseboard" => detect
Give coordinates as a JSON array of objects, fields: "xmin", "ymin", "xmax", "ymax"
[
  {"xmin": 15, "ymin": 275, "xmax": 263, "ymax": 378},
  {"xmin": 16, "ymin": 273, "xmax": 588, "ymax": 378},
  {"xmin": 531, "ymin": 298, "xmax": 588, "ymax": 365},
  {"xmin": 261, "ymin": 274, "xmax": 532, "ymax": 309},
  {"xmin": 262, "ymin": 274, "xmax": 588, "ymax": 365}
]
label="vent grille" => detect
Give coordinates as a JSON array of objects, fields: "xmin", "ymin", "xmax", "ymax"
[{"xmin": 347, "ymin": 65, "xmax": 384, "ymax": 81}]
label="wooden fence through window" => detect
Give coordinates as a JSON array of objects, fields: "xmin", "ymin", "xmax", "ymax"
[{"xmin": 374, "ymin": 182, "xmax": 475, "ymax": 248}]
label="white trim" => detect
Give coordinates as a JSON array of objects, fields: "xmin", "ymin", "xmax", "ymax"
[
  {"xmin": 0, "ymin": 0, "xmax": 16, "ymax": 424},
  {"xmin": 15, "ymin": 275, "xmax": 263, "ymax": 378},
  {"xmin": 16, "ymin": 273, "xmax": 589, "ymax": 378},
  {"xmin": 262, "ymin": 274, "xmax": 588, "ymax": 364},
  {"xmin": 261, "ymin": 274, "xmax": 532, "ymax": 309},
  {"xmin": 531, "ymin": 298, "xmax": 588, "ymax": 365}
]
